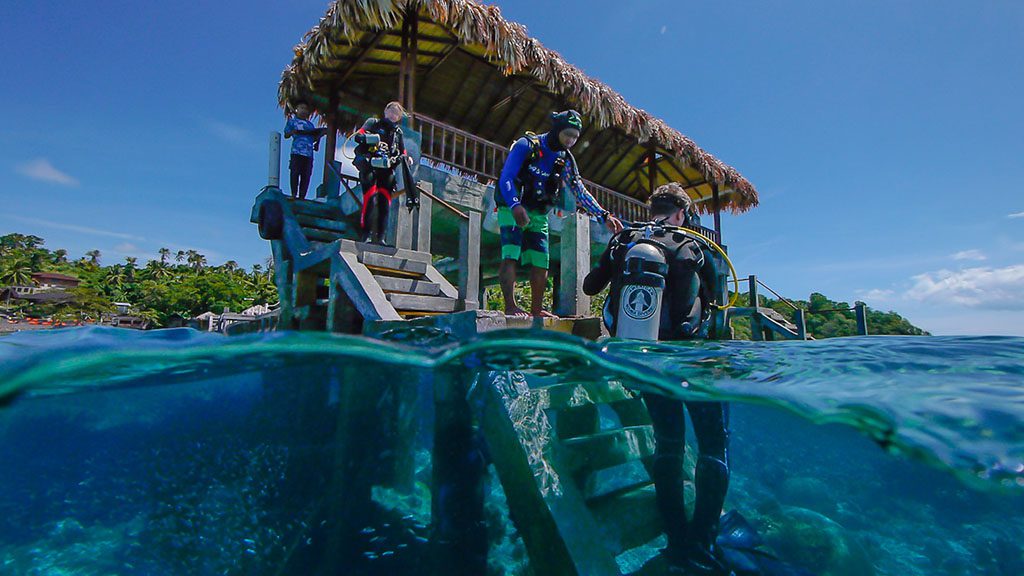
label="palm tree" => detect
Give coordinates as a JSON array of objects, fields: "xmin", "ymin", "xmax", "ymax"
[
  {"xmin": 186, "ymin": 250, "xmax": 206, "ymax": 271},
  {"xmin": 224, "ymin": 260, "xmax": 239, "ymax": 274},
  {"xmin": 0, "ymin": 258, "xmax": 33, "ymax": 287},
  {"xmin": 52, "ymin": 249, "xmax": 68, "ymax": 264},
  {"xmin": 144, "ymin": 260, "xmax": 172, "ymax": 280},
  {"xmin": 175, "ymin": 250, "xmax": 186, "ymax": 265},
  {"xmin": 106, "ymin": 265, "xmax": 127, "ymax": 290},
  {"xmin": 158, "ymin": 248, "xmax": 171, "ymax": 265},
  {"xmin": 85, "ymin": 250, "xmax": 102, "ymax": 266}
]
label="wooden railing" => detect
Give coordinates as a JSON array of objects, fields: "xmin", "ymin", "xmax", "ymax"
[{"xmin": 414, "ymin": 113, "xmax": 650, "ymax": 223}]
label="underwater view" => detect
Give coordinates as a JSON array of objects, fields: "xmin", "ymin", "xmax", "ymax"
[{"xmin": 0, "ymin": 326, "xmax": 1021, "ymax": 575}]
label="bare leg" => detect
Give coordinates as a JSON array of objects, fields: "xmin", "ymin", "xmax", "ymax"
[
  {"xmin": 530, "ymin": 267, "xmax": 557, "ymax": 317},
  {"xmin": 499, "ymin": 259, "xmax": 529, "ymax": 317}
]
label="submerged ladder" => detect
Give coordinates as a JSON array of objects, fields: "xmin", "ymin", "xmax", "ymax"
[{"xmin": 476, "ymin": 370, "xmax": 677, "ymax": 575}]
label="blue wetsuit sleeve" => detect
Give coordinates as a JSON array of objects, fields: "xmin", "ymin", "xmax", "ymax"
[
  {"xmin": 284, "ymin": 118, "xmax": 295, "ymax": 139},
  {"xmin": 583, "ymin": 236, "xmax": 618, "ymax": 295},
  {"xmin": 566, "ymin": 156, "xmax": 609, "ymax": 219},
  {"xmin": 498, "ymin": 138, "xmax": 530, "ymax": 208}
]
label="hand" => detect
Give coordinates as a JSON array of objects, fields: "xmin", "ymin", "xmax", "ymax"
[
  {"xmin": 604, "ymin": 214, "xmax": 624, "ymax": 234},
  {"xmin": 512, "ymin": 205, "xmax": 530, "ymax": 227},
  {"xmin": 378, "ymin": 142, "xmax": 390, "ymax": 153},
  {"xmin": 313, "ymin": 141, "xmax": 320, "ymax": 152}
]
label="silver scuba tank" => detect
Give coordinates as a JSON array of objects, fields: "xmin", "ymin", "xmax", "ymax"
[{"xmin": 616, "ymin": 242, "xmax": 668, "ymax": 340}]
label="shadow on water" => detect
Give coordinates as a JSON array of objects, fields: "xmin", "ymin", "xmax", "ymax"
[{"xmin": 0, "ymin": 326, "xmax": 1022, "ymax": 575}]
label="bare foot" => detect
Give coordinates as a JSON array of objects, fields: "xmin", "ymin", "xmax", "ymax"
[
  {"xmin": 505, "ymin": 306, "xmax": 531, "ymax": 318},
  {"xmin": 532, "ymin": 309, "xmax": 558, "ymax": 319}
]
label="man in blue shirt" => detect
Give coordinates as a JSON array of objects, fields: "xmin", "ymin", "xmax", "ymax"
[
  {"xmin": 283, "ymin": 101, "xmax": 327, "ymax": 200},
  {"xmin": 495, "ymin": 110, "xmax": 623, "ymax": 317}
]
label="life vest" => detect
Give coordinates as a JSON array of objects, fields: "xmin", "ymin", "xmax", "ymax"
[{"xmin": 511, "ymin": 132, "xmax": 568, "ymax": 210}]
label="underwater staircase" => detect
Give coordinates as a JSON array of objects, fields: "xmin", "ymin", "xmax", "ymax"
[
  {"xmin": 478, "ymin": 370, "xmax": 676, "ymax": 575},
  {"xmin": 250, "ymin": 186, "xmax": 467, "ymax": 330}
]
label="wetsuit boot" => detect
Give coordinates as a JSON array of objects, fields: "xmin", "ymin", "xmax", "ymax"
[{"xmin": 373, "ymin": 191, "xmax": 390, "ymax": 245}]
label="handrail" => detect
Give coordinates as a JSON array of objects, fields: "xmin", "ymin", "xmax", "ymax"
[
  {"xmin": 419, "ymin": 185, "xmax": 468, "ymax": 220},
  {"xmin": 413, "ymin": 112, "xmax": 651, "ymax": 224},
  {"xmin": 325, "ymin": 161, "xmax": 363, "ymax": 206},
  {"xmin": 756, "ymin": 278, "xmax": 800, "ymax": 312},
  {"xmin": 806, "ymin": 307, "xmax": 856, "ymax": 314}
]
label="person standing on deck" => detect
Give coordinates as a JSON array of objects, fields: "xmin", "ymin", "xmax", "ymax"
[
  {"xmin": 283, "ymin": 100, "xmax": 326, "ymax": 200},
  {"xmin": 353, "ymin": 101, "xmax": 408, "ymax": 245},
  {"xmin": 495, "ymin": 110, "xmax": 624, "ymax": 317},
  {"xmin": 584, "ymin": 182, "xmax": 730, "ymax": 575}
]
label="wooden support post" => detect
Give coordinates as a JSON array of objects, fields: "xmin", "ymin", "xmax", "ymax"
[
  {"xmin": 407, "ymin": 4, "xmax": 418, "ymax": 122},
  {"xmin": 431, "ymin": 367, "xmax": 487, "ymax": 576},
  {"xmin": 395, "ymin": 199, "xmax": 415, "ymax": 250},
  {"xmin": 458, "ymin": 211, "xmax": 481, "ymax": 311},
  {"xmin": 715, "ymin": 271, "xmax": 731, "ymax": 339},
  {"xmin": 322, "ymin": 116, "xmax": 338, "ymax": 190},
  {"xmin": 294, "ymin": 269, "xmax": 321, "ymax": 330},
  {"xmin": 748, "ymin": 274, "xmax": 763, "ymax": 341},
  {"xmin": 413, "ymin": 190, "xmax": 432, "ymax": 253},
  {"xmin": 712, "ymin": 183, "xmax": 722, "ymax": 241},
  {"xmin": 398, "ymin": 14, "xmax": 409, "ymax": 104},
  {"xmin": 795, "ymin": 308, "xmax": 807, "ymax": 340},
  {"xmin": 268, "ymin": 131, "xmax": 281, "ymax": 188},
  {"xmin": 271, "ymin": 241, "xmax": 293, "ymax": 328},
  {"xmin": 646, "ymin": 143, "xmax": 656, "ymax": 198},
  {"xmin": 556, "ymin": 212, "xmax": 591, "ymax": 317},
  {"xmin": 855, "ymin": 302, "xmax": 869, "ymax": 335}
]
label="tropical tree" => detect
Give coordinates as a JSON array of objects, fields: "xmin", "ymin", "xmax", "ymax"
[
  {"xmin": 51, "ymin": 249, "xmax": 68, "ymax": 264},
  {"xmin": 175, "ymin": 250, "xmax": 186, "ymax": 265},
  {"xmin": 158, "ymin": 248, "xmax": 171, "ymax": 265},
  {"xmin": 85, "ymin": 249, "xmax": 102, "ymax": 266},
  {"xmin": 0, "ymin": 258, "xmax": 34, "ymax": 286}
]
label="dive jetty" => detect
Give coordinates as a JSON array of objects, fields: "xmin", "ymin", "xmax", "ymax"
[{"xmin": 246, "ymin": 1, "xmax": 811, "ymax": 574}]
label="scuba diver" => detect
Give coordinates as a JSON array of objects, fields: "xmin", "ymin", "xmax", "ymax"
[
  {"xmin": 585, "ymin": 182, "xmax": 815, "ymax": 576},
  {"xmin": 495, "ymin": 109, "xmax": 624, "ymax": 317},
  {"xmin": 353, "ymin": 101, "xmax": 418, "ymax": 244},
  {"xmin": 584, "ymin": 182, "xmax": 728, "ymax": 574}
]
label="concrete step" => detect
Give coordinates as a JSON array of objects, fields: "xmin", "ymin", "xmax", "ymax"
[
  {"xmin": 386, "ymin": 293, "xmax": 458, "ymax": 313},
  {"xmin": 361, "ymin": 251, "xmax": 429, "ymax": 278},
  {"xmin": 589, "ymin": 484, "xmax": 662, "ymax": 556},
  {"xmin": 374, "ymin": 275, "xmax": 442, "ymax": 297},
  {"xmin": 560, "ymin": 425, "xmax": 656, "ymax": 477}
]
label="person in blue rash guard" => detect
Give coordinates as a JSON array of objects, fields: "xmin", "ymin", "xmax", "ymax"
[{"xmin": 495, "ymin": 110, "xmax": 624, "ymax": 317}]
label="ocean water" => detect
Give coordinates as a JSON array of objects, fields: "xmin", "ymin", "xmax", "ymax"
[{"xmin": 0, "ymin": 326, "xmax": 1022, "ymax": 575}]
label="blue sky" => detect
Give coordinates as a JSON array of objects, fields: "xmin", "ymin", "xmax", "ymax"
[{"xmin": 1, "ymin": 1, "xmax": 1022, "ymax": 335}]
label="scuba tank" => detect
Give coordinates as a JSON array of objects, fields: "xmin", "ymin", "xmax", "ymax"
[{"xmin": 616, "ymin": 241, "xmax": 669, "ymax": 340}]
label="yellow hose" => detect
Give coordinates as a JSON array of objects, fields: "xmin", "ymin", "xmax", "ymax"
[{"xmin": 661, "ymin": 226, "xmax": 741, "ymax": 310}]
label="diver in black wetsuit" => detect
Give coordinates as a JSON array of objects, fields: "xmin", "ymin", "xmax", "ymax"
[
  {"xmin": 353, "ymin": 101, "xmax": 408, "ymax": 244},
  {"xmin": 584, "ymin": 182, "xmax": 731, "ymax": 575}
]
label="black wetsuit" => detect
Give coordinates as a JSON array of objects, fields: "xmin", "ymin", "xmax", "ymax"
[
  {"xmin": 584, "ymin": 223, "xmax": 730, "ymax": 569},
  {"xmin": 354, "ymin": 117, "xmax": 405, "ymax": 241}
]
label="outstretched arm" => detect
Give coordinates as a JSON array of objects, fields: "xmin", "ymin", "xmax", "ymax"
[
  {"xmin": 566, "ymin": 155, "xmax": 624, "ymax": 233},
  {"xmin": 583, "ymin": 236, "xmax": 620, "ymax": 296}
]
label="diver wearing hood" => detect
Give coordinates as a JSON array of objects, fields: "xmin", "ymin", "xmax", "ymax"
[
  {"xmin": 495, "ymin": 110, "xmax": 624, "ymax": 317},
  {"xmin": 584, "ymin": 182, "xmax": 731, "ymax": 575},
  {"xmin": 353, "ymin": 101, "xmax": 408, "ymax": 244}
]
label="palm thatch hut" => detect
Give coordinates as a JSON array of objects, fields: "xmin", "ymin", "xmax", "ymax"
[{"xmin": 279, "ymin": 0, "xmax": 757, "ymax": 240}]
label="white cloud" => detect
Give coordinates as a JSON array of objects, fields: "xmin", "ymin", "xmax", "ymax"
[
  {"xmin": 15, "ymin": 158, "xmax": 79, "ymax": 186},
  {"xmin": 857, "ymin": 288, "xmax": 895, "ymax": 303},
  {"xmin": 660, "ymin": 25, "xmax": 667, "ymax": 35},
  {"xmin": 951, "ymin": 249, "xmax": 986, "ymax": 261},
  {"xmin": 1008, "ymin": 211, "xmax": 1024, "ymax": 219},
  {"xmin": 9, "ymin": 216, "xmax": 144, "ymax": 241},
  {"xmin": 206, "ymin": 120, "xmax": 252, "ymax": 146},
  {"xmin": 905, "ymin": 264, "xmax": 1024, "ymax": 310}
]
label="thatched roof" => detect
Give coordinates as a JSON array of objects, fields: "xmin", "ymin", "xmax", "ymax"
[{"xmin": 279, "ymin": 0, "xmax": 758, "ymax": 214}]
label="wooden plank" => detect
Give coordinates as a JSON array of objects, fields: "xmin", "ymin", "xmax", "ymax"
[
  {"xmin": 374, "ymin": 275, "xmax": 441, "ymax": 296},
  {"xmin": 360, "ymin": 252, "xmax": 429, "ymax": 276},
  {"xmin": 560, "ymin": 425, "xmax": 657, "ymax": 477},
  {"xmin": 589, "ymin": 484, "xmax": 663, "ymax": 556},
  {"xmin": 458, "ymin": 210, "xmax": 481, "ymax": 310},
  {"xmin": 387, "ymin": 293, "xmax": 458, "ymax": 313},
  {"xmin": 296, "ymin": 214, "xmax": 351, "ymax": 234},
  {"xmin": 290, "ymin": 199, "xmax": 344, "ymax": 219},
  {"xmin": 303, "ymin": 228, "xmax": 347, "ymax": 243}
]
